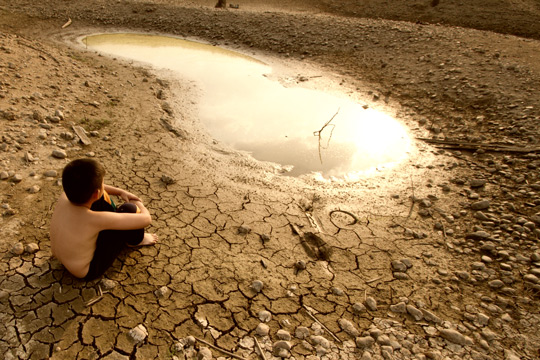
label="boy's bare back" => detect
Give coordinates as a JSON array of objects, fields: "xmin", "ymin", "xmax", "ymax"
[
  {"xmin": 50, "ymin": 192, "xmax": 103, "ymax": 278},
  {"xmin": 50, "ymin": 189, "xmax": 156, "ymax": 278}
]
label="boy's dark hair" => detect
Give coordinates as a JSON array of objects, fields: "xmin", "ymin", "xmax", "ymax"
[{"xmin": 62, "ymin": 158, "xmax": 106, "ymax": 204}]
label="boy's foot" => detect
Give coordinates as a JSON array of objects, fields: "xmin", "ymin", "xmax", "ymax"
[{"xmin": 130, "ymin": 233, "xmax": 158, "ymax": 247}]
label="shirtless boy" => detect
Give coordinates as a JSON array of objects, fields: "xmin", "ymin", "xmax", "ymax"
[{"xmin": 50, "ymin": 158, "xmax": 158, "ymax": 280}]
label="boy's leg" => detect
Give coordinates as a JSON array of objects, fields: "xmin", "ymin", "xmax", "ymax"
[
  {"xmin": 84, "ymin": 201, "xmax": 144, "ymax": 280},
  {"xmin": 84, "ymin": 229, "xmax": 126, "ymax": 281},
  {"xmin": 117, "ymin": 203, "xmax": 145, "ymax": 246}
]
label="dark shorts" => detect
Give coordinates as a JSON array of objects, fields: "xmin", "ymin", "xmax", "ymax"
[{"xmin": 84, "ymin": 197, "xmax": 144, "ymax": 281}]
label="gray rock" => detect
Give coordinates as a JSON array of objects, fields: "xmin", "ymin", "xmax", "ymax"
[
  {"xmin": 352, "ymin": 302, "xmax": 366, "ymax": 314},
  {"xmin": 255, "ymin": 323, "xmax": 269, "ymax": 336},
  {"xmin": 524, "ymin": 274, "xmax": 539, "ymax": 284},
  {"xmin": 489, "ymin": 280, "xmax": 504, "ymax": 288},
  {"xmin": 11, "ymin": 174, "xmax": 22, "ymax": 183},
  {"xmin": 197, "ymin": 347, "xmax": 212, "ymax": 360},
  {"xmin": 365, "ymin": 297, "xmax": 378, "ymax": 311},
  {"xmin": 406, "ymin": 305, "xmax": 423, "ymax": 321},
  {"xmin": 11, "ymin": 242, "xmax": 24, "ymax": 255},
  {"xmin": 421, "ymin": 309, "xmax": 442, "ymax": 323},
  {"xmin": 295, "ymin": 326, "xmax": 310, "ymax": 339},
  {"xmin": 44, "ymin": 170, "xmax": 58, "ymax": 177},
  {"xmin": 251, "ymin": 280, "xmax": 264, "ymax": 293},
  {"xmin": 100, "ymin": 278, "xmax": 118, "ymax": 290},
  {"xmin": 310, "ymin": 335, "xmax": 330, "ymax": 348},
  {"xmin": 470, "ymin": 179, "xmax": 487, "ymax": 188},
  {"xmin": 439, "ymin": 328, "xmax": 473, "ymax": 345},
  {"xmin": 52, "ymin": 149, "xmax": 67, "ymax": 159},
  {"xmin": 471, "ymin": 200, "xmax": 490, "ymax": 210},
  {"xmin": 391, "ymin": 260, "xmax": 407, "ymax": 272},
  {"xmin": 338, "ymin": 318, "xmax": 359, "ymax": 337},
  {"xmin": 128, "ymin": 324, "xmax": 148, "ymax": 343},
  {"xmin": 25, "ymin": 243, "xmax": 39, "ymax": 254},
  {"xmin": 355, "ymin": 336, "xmax": 375, "ymax": 349},
  {"xmin": 276, "ymin": 329, "xmax": 291, "ymax": 341},
  {"xmin": 390, "ymin": 302, "xmax": 407, "ymax": 313},
  {"xmin": 258, "ymin": 310, "xmax": 272, "ymax": 322},
  {"xmin": 155, "ymin": 286, "xmax": 171, "ymax": 298}
]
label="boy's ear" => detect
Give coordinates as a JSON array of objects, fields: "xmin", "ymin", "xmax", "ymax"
[{"xmin": 91, "ymin": 188, "xmax": 101, "ymax": 201}]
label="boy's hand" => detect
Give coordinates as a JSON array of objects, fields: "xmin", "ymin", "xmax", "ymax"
[{"xmin": 121, "ymin": 190, "xmax": 142, "ymax": 203}]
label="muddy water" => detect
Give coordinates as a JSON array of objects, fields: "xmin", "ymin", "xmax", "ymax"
[{"xmin": 83, "ymin": 33, "xmax": 412, "ymax": 179}]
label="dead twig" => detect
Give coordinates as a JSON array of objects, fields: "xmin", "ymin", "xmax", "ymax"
[
  {"xmin": 366, "ymin": 276, "xmax": 382, "ymax": 284},
  {"xmin": 254, "ymin": 337, "xmax": 267, "ymax": 360},
  {"xmin": 61, "ymin": 18, "xmax": 72, "ymax": 29},
  {"xmin": 313, "ymin": 108, "xmax": 340, "ymax": 164},
  {"xmin": 406, "ymin": 175, "xmax": 415, "ymax": 220},
  {"xmin": 302, "ymin": 305, "xmax": 341, "ymax": 343},
  {"xmin": 195, "ymin": 337, "xmax": 246, "ymax": 360},
  {"xmin": 85, "ymin": 296, "xmax": 103, "ymax": 307}
]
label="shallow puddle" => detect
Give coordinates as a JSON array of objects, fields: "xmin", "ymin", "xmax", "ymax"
[{"xmin": 83, "ymin": 33, "xmax": 412, "ymax": 179}]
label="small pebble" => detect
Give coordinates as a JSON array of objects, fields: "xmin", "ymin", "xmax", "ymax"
[{"xmin": 11, "ymin": 242, "xmax": 24, "ymax": 255}]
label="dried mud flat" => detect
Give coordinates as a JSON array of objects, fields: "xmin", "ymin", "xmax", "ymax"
[{"xmin": 0, "ymin": 1, "xmax": 540, "ymax": 360}]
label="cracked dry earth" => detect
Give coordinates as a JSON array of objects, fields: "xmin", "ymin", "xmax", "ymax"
[{"xmin": 1, "ymin": 4, "xmax": 540, "ymax": 360}]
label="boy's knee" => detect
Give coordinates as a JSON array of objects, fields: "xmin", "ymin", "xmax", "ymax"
[{"xmin": 117, "ymin": 203, "xmax": 139, "ymax": 214}]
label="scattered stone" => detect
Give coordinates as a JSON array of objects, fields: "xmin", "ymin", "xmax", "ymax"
[
  {"xmin": 471, "ymin": 200, "xmax": 490, "ymax": 210},
  {"xmin": 25, "ymin": 243, "xmax": 39, "ymax": 254},
  {"xmin": 470, "ymin": 179, "xmax": 487, "ymax": 188},
  {"xmin": 11, "ymin": 242, "xmax": 24, "ymax": 255},
  {"xmin": 272, "ymin": 340, "xmax": 291, "ymax": 357},
  {"xmin": 100, "ymin": 278, "xmax": 118, "ymax": 290},
  {"xmin": 390, "ymin": 302, "xmax": 407, "ymax": 313},
  {"xmin": 294, "ymin": 260, "xmax": 307, "ymax": 272},
  {"xmin": 439, "ymin": 328, "xmax": 473, "ymax": 346},
  {"xmin": 11, "ymin": 174, "xmax": 22, "ymax": 183},
  {"xmin": 161, "ymin": 174, "xmax": 176, "ymax": 184},
  {"xmin": 128, "ymin": 324, "xmax": 148, "ymax": 343},
  {"xmin": 27, "ymin": 185, "xmax": 40, "ymax": 193},
  {"xmin": 197, "ymin": 347, "xmax": 212, "ymax": 360},
  {"xmin": 365, "ymin": 297, "xmax": 378, "ymax": 311},
  {"xmin": 155, "ymin": 286, "xmax": 171, "ymax": 298},
  {"xmin": 332, "ymin": 287, "xmax": 344, "ymax": 296},
  {"xmin": 258, "ymin": 310, "xmax": 272, "ymax": 322},
  {"xmin": 277, "ymin": 329, "xmax": 291, "ymax": 340},
  {"xmin": 44, "ymin": 170, "xmax": 58, "ymax": 177},
  {"xmin": 52, "ymin": 149, "xmax": 67, "ymax": 159},
  {"xmin": 295, "ymin": 326, "xmax": 310, "ymax": 339},
  {"xmin": 310, "ymin": 335, "xmax": 330, "ymax": 349},
  {"xmin": 406, "ymin": 305, "xmax": 423, "ymax": 321},
  {"xmin": 338, "ymin": 318, "xmax": 359, "ymax": 337},
  {"xmin": 355, "ymin": 336, "xmax": 375, "ymax": 349},
  {"xmin": 251, "ymin": 280, "xmax": 264, "ymax": 293},
  {"xmin": 353, "ymin": 302, "xmax": 367, "ymax": 314},
  {"xmin": 238, "ymin": 225, "xmax": 251, "ymax": 234},
  {"xmin": 255, "ymin": 323, "xmax": 270, "ymax": 336}
]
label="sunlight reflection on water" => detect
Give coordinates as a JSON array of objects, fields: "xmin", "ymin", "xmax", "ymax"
[{"xmin": 84, "ymin": 33, "xmax": 412, "ymax": 179}]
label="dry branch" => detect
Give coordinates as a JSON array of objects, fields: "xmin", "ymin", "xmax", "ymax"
[
  {"xmin": 254, "ymin": 337, "xmax": 267, "ymax": 360},
  {"xmin": 62, "ymin": 18, "xmax": 72, "ymax": 29},
  {"xmin": 302, "ymin": 305, "xmax": 341, "ymax": 343},
  {"xmin": 313, "ymin": 108, "xmax": 340, "ymax": 164},
  {"xmin": 195, "ymin": 337, "xmax": 246, "ymax": 360}
]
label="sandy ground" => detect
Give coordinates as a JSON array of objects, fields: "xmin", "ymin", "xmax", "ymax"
[{"xmin": 0, "ymin": 1, "xmax": 540, "ymax": 359}]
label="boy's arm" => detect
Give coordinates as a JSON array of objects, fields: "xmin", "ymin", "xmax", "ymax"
[
  {"xmin": 93, "ymin": 206, "xmax": 152, "ymax": 231},
  {"xmin": 104, "ymin": 184, "xmax": 142, "ymax": 203}
]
